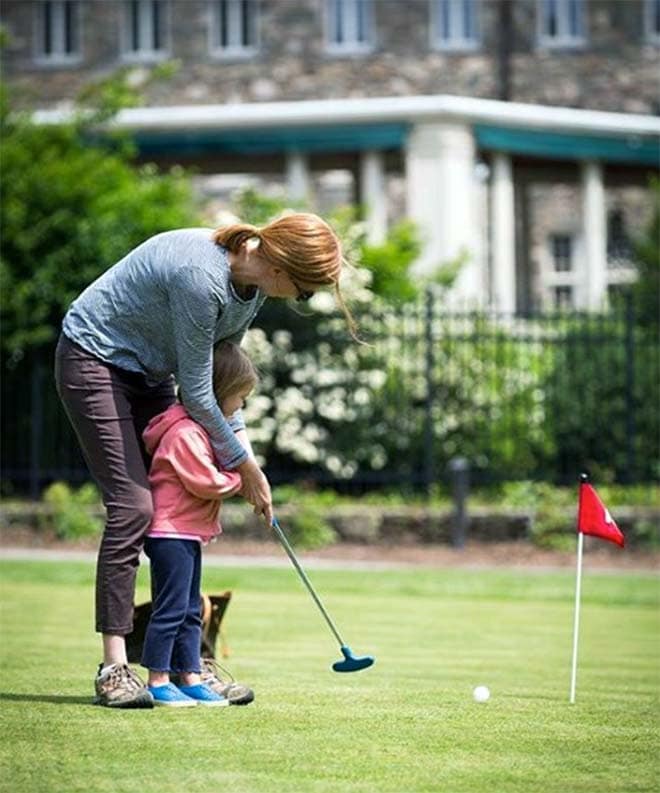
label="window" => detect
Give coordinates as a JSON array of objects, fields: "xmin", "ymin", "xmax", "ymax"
[
  {"xmin": 543, "ymin": 228, "xmax": 578, "ymax": 308},
  {"xmin": 550, "ymin": 233, "xmax": 573, "ymax": 272},
  {"xmin": 431, "ymin": 0, "xmax": 479, "ymax": 50},
  {"xmin": 537, "ymin": 0, "xmax": 585, "ymax": 48},
  {"xmin": 553, "ymin": 286, "xmax": 573, "ymax": 310},
  {"xmin": 606, "ymin": 209, "xmax": 633, "ymax": 265},
  {"xmin": 210, "ymin": 0, "xmax": 258, "ymax": 57},
  {"xmin": 122, "ymin": 0, "xmax": 169, "ymax": 60},
  {"xmin": 644, "ymin": 0, "xmax": 660, "ymax": 42},
  {"xmin": 35, "ymin": 0, "xmax": 81, "ymax": 63},
  {"xmin": 326, "ymin": 0, "xmax": 373, "ymax": 53}
]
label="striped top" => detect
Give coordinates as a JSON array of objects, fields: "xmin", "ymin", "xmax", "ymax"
[{"xmin": 62, "ymin": 228, "xmax": 267, "ymax": 469}]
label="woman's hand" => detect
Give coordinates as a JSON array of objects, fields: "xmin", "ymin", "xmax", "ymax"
[{"xmin": 236, "ymin": 457, "xmax": 273, "ymax": 526}]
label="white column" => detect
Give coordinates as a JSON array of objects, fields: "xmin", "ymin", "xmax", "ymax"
[
  {"xmin": 286, "ymin": 151, "xmax": 311, "ymax": 204},
  {"xmin": 359, "ymin": 150, "xmax": 387, "ymax": 245},
  {"xmin": 580, "ymin": 160, "xmax": 608, "ymax": 310},
  {"xmin": 405, "ymin": 121, "xmax": 480, "ymax": 304},
  {"xmin": 491, "ymin": 152, "xmax": 516, "ymax": 313}
]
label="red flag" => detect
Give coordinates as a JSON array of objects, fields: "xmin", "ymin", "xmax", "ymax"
[{"xmin": 578, "ymin": 482, "xmax": 624, "ymax": 548}]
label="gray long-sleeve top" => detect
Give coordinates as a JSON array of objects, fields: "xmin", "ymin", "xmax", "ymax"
[{"xmin": 62, "ymin": 228, "xmax": 266, "ymax": 469}]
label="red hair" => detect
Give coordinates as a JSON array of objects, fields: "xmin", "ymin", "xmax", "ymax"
[{"xmin": 214, "ymin": 213, "xmax": 359, "ymax": 341}]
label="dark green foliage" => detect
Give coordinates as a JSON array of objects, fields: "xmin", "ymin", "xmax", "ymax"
[
  {"xmin": 630, "ymin": 177, "xmax": 660, "ymax": 332},
  {"xmin": 0, "ymin": 73, "xmax": 200, "ymax": 364},
  {"xmin": 359, "ymin": 220, "xmax": 421, "ymax": 302},
  {"xmin": 543, "ymin": 312, "xmax": 659, "ymax": 483}
]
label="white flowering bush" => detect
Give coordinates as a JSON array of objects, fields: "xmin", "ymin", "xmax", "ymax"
[{"xmin": 243, "ymin": 297, "xmax": 557, "ymax": 486}]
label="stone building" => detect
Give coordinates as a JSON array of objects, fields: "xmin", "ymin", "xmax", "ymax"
[{"xmin": 2, "ymin": 0, "xmax": 659, "ymax": 311}]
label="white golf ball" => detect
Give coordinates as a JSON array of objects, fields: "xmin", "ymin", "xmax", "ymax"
[{"xmin": 473, "ymin": 685, "xmax": 490, "ymax": 703}]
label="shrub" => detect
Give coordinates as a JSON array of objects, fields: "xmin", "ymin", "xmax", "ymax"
[
  {"xmin": 359, "ymin": 220, "xmax": 421, "ymax": 303},
  {"xmin": 42, "ymin": 481, "xmax": 103, "ymax": 540},
  {"xmin": 283, "ymin": 506, "xmax": 337, "ymax": 551},
  {"xmin": 0, "ymin": 68, "xmax": 200, "ymax": 364},
  {"xmin": 544, "ymin": 313, "xmax": 660, "ymax": 483},
  {"xmin": 492, "ymin": 480, "xmax": 570, "ymax": 549}
]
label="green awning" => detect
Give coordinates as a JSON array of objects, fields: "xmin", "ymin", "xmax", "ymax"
[
  {"xmin": 475, "ymin": 124, "xmax": 660, "ymax": 166},
  {"xmin": 128, "ymin": 119, "xmax": 658, "ymax": 165},
  {"xmin": 134, "ymin": 123, "xmax": 409, "ymax": 157}
]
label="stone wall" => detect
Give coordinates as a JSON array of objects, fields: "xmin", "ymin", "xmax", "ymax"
[
  {"xmin": 2, "ymin": 0, "xmax": 658, "ymax": 113},
  {"xmin": 2, "ymin": 501, "xmax": 658, "ymax": 547}
]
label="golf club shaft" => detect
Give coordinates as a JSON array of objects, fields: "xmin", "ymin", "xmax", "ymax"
[{"xmin": 272, "ymin": 518, "xmax": 345, "ymax": 648}]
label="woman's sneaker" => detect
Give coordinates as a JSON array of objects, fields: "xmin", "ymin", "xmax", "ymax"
[
  {"xmin": 94, "ymin": 663, "xmax": 154, "ymax": 708},
  {"xmin": 200, "ymin": 658, "xmax": 255, "ymax": 706},
  {"xmin": 177, "ymin": 683, "xmax": 229, "ymax": 707},
  {"xmin": 148, "ymin": 682, "xmax": 197, "ymax": 707}
]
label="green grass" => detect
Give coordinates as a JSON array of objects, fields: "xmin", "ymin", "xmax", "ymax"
[{"xmin": 1, "ymin": 559, "xmax": 658, "ymax": 793}]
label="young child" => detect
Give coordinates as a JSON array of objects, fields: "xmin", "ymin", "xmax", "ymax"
[{"xmin": 140, "ymin": 341, "xmax": 258, "ymax": 707}]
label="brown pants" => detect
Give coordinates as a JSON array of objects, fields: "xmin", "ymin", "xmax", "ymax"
[{"xmin": 54, "ymin": 334, "xmax": 176, "ymax": 635}]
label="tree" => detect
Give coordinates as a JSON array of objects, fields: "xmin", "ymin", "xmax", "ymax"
[
  {"xmin": 0, "ymin": 68, "xmax": 200, "ymax": 365},
  {"xmin": 359, "ymin": 220, "xmax": 421, "ymax": 303}
]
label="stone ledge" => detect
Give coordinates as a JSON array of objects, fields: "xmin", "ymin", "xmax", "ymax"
[{"xmin": 1, "ymin": 501, "xmax": 657, "ymax": 547}]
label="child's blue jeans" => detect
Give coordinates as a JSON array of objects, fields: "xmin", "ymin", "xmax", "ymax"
[{"xmin": 141, "ymin": 537, "xmax": 202, "ymax": 674}]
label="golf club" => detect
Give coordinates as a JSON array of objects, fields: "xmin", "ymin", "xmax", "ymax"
[{"xmin": 271, "ymin": 517, "xmax": 375, "ymax": 673}]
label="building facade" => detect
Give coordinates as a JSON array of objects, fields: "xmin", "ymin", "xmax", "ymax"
[{"xmin": 2, "ymin": 0, "xmax": 659, "ymax": 311}]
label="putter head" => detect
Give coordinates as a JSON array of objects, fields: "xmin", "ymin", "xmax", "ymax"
[{"xmin": 332, "ymin": 645, "xmax": 375, "ymax": 673}]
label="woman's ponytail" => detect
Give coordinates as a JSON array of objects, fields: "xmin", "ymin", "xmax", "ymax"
[{"xmin": 213, "ymin": 223, "xmax": 261, "ymax": 252}]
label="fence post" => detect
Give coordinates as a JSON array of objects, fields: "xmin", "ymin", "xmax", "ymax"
[
  {"xmin": 624, "ymin": 292, "xmax": 636, "ymax": 483},
  {"xmin": 423, "ymin": 287, "xmax": 435, "ymax": 497},
  {"xmin": 448, "ymin": 456, "xmax": 470, "ymax": 549},
  {"xmin": 30, "ymin": 355, "xmax": 44, "ymax": 500}
]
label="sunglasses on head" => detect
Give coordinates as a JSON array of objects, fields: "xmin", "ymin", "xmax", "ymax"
[{"xmin": 290, "ymin": 277, "xmax": 314, "ymax": 303}]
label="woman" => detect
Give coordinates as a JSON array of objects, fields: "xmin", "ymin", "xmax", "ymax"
[{"xmin": 55, "ymin": 212, "xmax": 354, "ymax": 708}]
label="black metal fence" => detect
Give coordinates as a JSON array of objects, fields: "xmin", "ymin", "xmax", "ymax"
[{"xmin": 2, "ymin": 294, "xmax": 658, "ymax": 498}]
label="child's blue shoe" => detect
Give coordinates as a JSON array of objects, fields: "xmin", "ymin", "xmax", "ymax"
[
  {"xmin": 177, "ymin": 683, "xmax": 229, "ymax": 707},
  {"xmin": 148, "ymin": 682, "xmax": 197, "ymax": 707}
]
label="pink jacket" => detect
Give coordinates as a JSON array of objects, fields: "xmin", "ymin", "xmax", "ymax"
[{"xmin": 143, "ymin": 404, "xmax": 242, "ymax": 543}]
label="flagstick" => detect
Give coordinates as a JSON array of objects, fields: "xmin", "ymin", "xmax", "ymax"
[{"xmin": 569, "ymin": 531, "xmax": 584, "ymax": 704}]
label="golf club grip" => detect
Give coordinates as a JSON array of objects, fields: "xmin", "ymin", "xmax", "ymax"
[{"xmin": 271, "ymin": 518, "xmax": 345, "ymax": 647}]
